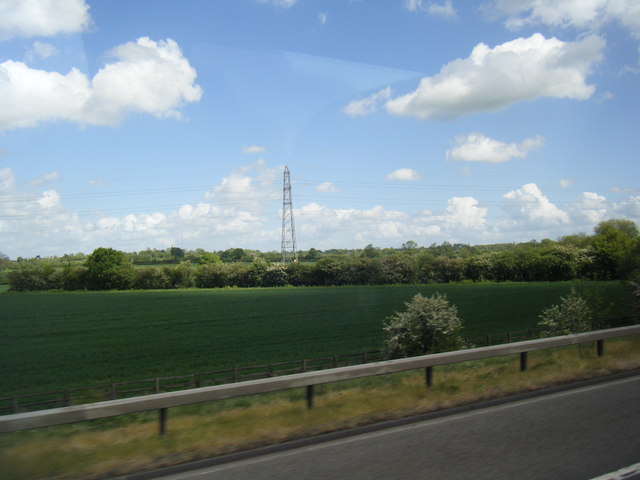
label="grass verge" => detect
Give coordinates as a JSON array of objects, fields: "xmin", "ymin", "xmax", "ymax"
[{"xmin": 1, "ymin": 335, "xmax": 639, "ymax": 480}]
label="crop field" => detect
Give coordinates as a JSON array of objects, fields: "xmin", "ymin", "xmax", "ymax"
[{"xmin": 0, "ymin": 281, "xmax": 634, "ymax": 395}]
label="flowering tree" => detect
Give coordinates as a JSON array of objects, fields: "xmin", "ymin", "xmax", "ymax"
[
  {"xmin": 382, "ymin": 293, "xmax": 464, "ymax": 359},
  {"xmin": 538, "ymin": 289, "xmax": 593, "ymax": 336}
]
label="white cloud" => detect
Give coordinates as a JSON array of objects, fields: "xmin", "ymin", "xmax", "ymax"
[
  {"xmin": 26, "ymin": 41, "xmax": 59, "ymax": 62},
  {"xmin": 502, "ymin": 183, "xmax": 570, "ymax": 225},
  {"xmin": 318, "ymin": 13, "xmax": 328, "ymax": 24},
  {"xmin": 258, "ymin": 0, "xmax": 299, "ymax": 8},
  {"xmin": 385, "ymin": 33, "xmax": 604, "ymax": 121},
  {"xmin": 0, "ymin": 166, "xmax": 15, "ymax": 191},
  {"xmin": 385, "ymin": 168, "xmax": 422, "ymax": 180},
  {"xmin": 426, "ymin": 1, "xmax": 457, "ymax": 19},
  {"xmin": 2, "ymin": 163, "xmax": 640, "ymax": 258},
  {"xmin": 28, "ymin": 171, "xmax": 59, "ymax": 186},
  {"xmin": 37, "ymin": 190, "xmax": 61, "ymax": 209},
  {"xmin": 613, "ymin": 195, "xmax": 640, "ymax": 218},
  {"xmin": 559, "ymin": 179, "xmax": 575, "ymax": 188},
  {"xmin": 443, "ymin": 196, "xmax": 487, "ymax": 229},
  {"xmin": 487, "ymin": 0, "xmax": 640, "ymax": 38},
  {"xmin": 204, "ymin": 160, "xmax": 280, "ymax": 212},
  {"xmin": 343, "ymin": 86, "xmax": 392, "ymax": 117},
  {"xmin": 447, "ymin": 133, "xmax": 544, "ymax": 163},
  {"xmin": 0, "ymin": 0, "xmax": 91, "ymax": 40},
  {"xmin": 242, "ymin": 145, "xmax": 266, "ymax": 154},
  {"xmin": 316, "ymin": 182, "xmax": 339, "ymax": 193},
  {"xmin": 405, "ymin": 0, "xmax": 457, "ymax": 18},
  {"xmin": 0, "ymin": 37, "xmax": 203, "ymax": 131},
  {"xmin": 571, "ymin": 192, "xmax": 608, "ymax": 224}
]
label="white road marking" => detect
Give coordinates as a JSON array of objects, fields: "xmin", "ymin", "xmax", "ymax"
[{"xmin": 588, "ymin": 462, "xmax": 640, "ymax": 480}]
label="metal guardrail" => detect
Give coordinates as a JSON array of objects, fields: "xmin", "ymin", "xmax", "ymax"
[
  {"xmin": 1, "ymin": 327, "xmax": 551, "ymax": 416},
  {"xmin": 1, "ymin": 324, "xmax": 638, "ymax": 435}
]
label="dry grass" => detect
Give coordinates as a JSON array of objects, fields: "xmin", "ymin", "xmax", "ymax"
[{"xmin": 1, "ymin": 336, "xmax": 639, "ymax": 480}]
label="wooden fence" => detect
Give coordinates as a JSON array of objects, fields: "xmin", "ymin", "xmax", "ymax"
[{"xmin": 0, "ymin": 327, "xmax": 551, "ymax": 416}]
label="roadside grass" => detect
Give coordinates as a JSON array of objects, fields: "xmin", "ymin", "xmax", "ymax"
[
  {"xmin": 1, "ymin": 335, "xmax": 638, "ymax": 480},
  {"xmin": 0, "ymin": 281, "xmax": 633, "ymax": 395}
]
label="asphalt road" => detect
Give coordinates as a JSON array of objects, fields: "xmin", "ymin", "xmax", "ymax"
[{"xmin": 150, "ymin": 375, "xmax": 640, "ymax": 480}]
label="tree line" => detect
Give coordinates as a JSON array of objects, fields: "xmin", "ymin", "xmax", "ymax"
[{"xmin": 3, "ymin": 219, "xmax": 639, "ymax": 292}]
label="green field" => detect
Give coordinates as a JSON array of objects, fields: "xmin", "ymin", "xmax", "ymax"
[{"xmin": 0, "ymin": 281, "xmax": 634, "ymax": 395}]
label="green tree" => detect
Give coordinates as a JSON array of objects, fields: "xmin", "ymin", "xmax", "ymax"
[
  {"xmin": 0, "ymin": 251, "xmax": 9, "ymax": 270},
  {"xmin": 591, "ymin": 219, "xmax": 639, "ymax": 279},
  {"xmin": 169, "ymin": 247, "xmax": 185, "ymax": 260},
  {"xmin": 538, "ymin": 289, "xmax": 593, "ymax": 337},
  {"xmin": 382, "ymin": 293, "xmax": 464, "ymax": 359},
  {"xmin": 85, "ymin": 247, "xmax": 134, "ymax": 290},
  {"xmin": 199, "ymin": 252, "xmax": 221, "ymax": 264}
]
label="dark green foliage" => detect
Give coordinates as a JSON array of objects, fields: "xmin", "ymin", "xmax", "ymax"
[
  {"xmin": 85, "ymin": 248, "xmax": 134, "ymax": 290},
  {"xmin": 134, "ymin": 267, "xmax": 168, "ymax": 290},
  {"xmin": 591, "ymin": 219, "xmax": 639, "ymax": 279},
  {"xmin": 0, "ymin": 282, "xmax": 632, "ymax": 395}
]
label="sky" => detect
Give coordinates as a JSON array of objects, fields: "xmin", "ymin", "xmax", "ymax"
[{"xmin": 0, "ymin": 0, "xmax": 639, "ymax": 259}]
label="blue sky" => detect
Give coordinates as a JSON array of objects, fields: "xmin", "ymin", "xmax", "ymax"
[{"xmin": 1, "ymin": 0, "xmax": 639, "ymax": 258}]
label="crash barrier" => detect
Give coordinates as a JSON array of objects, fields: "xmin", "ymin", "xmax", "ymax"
[{"xmin": 1, "ymin": 324, "xmax": 638, "ymax": 435}]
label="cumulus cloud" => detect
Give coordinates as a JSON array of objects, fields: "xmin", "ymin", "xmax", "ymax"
[
  {"xmin": 502, "ymin": 183, "xmax": 570, "ymax": 225},
  {"xmin": 486, "ymin": 0, "xmax": 640, "ymax": 38},
  {"xmin": 343, "ymin": 87, "xmax": 392, "ymax": 117},
  {"xmin": 442, "ymin": 197, "xmax": 488, "ymax": 229},
  {"xmin": 0, "ymin": 37, "xmax": 203, "ymax": 131},
  {"xmin": 0, "ymin": 0, "xmax": 91, "ymax": 40},
  {"xmin": 385, "ymin": 33, "xmax": 604, "ymax": 121},
  {"xmin": 204, "ymin": 160, "xmax": 280, "ymax": 212},
  {"xmin": 571, "ymin": 192, "xmax": 608, "ymax": 224},
  {"xmin": 559, "ymin": 179, "xmax": 575, "ymax": 188},
  {"xmin": 385, "ymin": 168, "xmax": 422, "ymax": 181},
  {"xmin": 446, "ymin": 133, "xmax": 544, "ymax": 163},
  {"xmin": 316, "ymin": 182, "xmax": 339, "ymax": 193}
]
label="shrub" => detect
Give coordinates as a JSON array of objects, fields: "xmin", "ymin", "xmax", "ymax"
[
  {"xmin": 538, "ymin": 289, "xmax": 593, "ymax": 337},
  {"xmin": 382, "ymin": 293, "xmax": 464, "ymax": 359}
]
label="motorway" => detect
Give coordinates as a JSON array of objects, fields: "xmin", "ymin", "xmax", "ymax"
[{"xmin": 145, "ymin": 375, "xmax": 640, "ymax": 480}]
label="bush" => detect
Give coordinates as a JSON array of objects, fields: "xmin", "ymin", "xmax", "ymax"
[
  {"xmin": 538, "ymin": 289, "xmax": 593, "ymax": 337},
  {"xmin": 382, "ymin": 293, "xmax": 464, "ymax": 359},
  {"xmin": 134, "ymin": 267, "xmax": 168, "ymax": 290}
]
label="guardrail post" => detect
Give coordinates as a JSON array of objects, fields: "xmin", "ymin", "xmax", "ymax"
[
  {"xmin": 520, "ymin": 352, "xmax": 528, "ymax": 371},
  {"xmin": 306, "ymin": 385, "xmax": 314, "ymax": 409},
  {"xmin": 159, "ymin": 408, "xmax": 167, "ymax": 436},
  {"xmin": 12, "ymin": 395, "xmax": 19, "ymax": 414},
  {"xmin": 111, "ymin": 384, "xmax": 117, "ymax": 400},
  {"xmin": 194, "ymin": 374, "xmax": 201, "ymax": 388},
  {"xmin": 63, "ymin": 389, "xmax": 70, "ymax": 407},
  {"xmin": 301, "ymin": 359, "xmax": 307, "ymax": 373},
  {"xmin": 597, "ymin": 339, "xmax": 604, "ymax": 357},
  {"xmin": 507, "ymin": 331, "xmax": 512, "ymax": 343},
  {"xmin": 425, "ymin": 366, "xmax": 433, "ymax": 387},
  {"xmin": 233, "ymin": 367, "xmax": 238, "ymax": 383},
  {"xmin": 154, "ymin": 378, "xmax": 161, "ymax": 393}
]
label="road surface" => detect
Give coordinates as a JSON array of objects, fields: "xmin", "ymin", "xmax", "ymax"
[{"xmin": 146, "ymin": 375, "xmax": 640, "ymax": 480}]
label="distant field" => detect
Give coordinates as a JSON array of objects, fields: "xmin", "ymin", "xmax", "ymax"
[{"xmin": 0, "ymin": 281, "xmax": 634, "ymax": 395}]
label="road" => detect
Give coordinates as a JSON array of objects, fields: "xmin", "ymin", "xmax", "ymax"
[{"xmin": 148, "ymin": 375, "xmax": 640, "ymax": 480}]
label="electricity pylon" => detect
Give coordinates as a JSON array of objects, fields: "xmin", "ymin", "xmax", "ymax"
[{"xmin": 281, "ymin": 166, "xmax": 298, "ymax": 263}]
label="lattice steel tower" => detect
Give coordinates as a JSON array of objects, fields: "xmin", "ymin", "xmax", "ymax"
[{"xmin": 280, "ymin": 166, "xmax": 298, "ymax": 263}]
